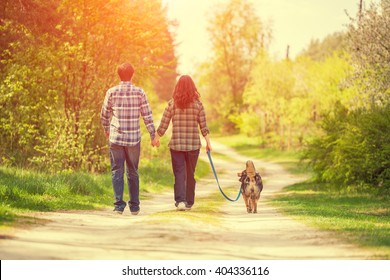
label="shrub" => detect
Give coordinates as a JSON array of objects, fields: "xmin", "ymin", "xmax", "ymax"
[{"xmin": 304, "ymin": 103, "xmax": 390, "ymax": 194}]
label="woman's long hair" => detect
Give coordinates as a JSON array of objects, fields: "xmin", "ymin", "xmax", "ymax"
[{"xmin": 173, "ymin": 75, "xmax": 200, "ymax": 109}]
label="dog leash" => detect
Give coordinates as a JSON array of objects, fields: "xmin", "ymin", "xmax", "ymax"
[{"xmin": 207, "ymin": 150, "xmax": 241, "ymax": 202}]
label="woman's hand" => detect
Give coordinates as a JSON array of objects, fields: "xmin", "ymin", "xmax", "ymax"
[
  {"xmin": 204, "ymin": 135, "xmax": 212, "ymax": 152},
  {"xmin": 152, "ymin": 134, "xmax": 161, "ymax": 147}
]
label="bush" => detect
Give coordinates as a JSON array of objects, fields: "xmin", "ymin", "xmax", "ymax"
[{"xmin": 304, "ymin": 102, "xmax": 390, "ymax": 194}]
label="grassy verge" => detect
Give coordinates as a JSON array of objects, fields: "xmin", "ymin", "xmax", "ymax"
[
  {"xmin": 216, "ymin": 134, "xmax": 390, "ymax": 258},
  {"xmin": 195, "ymin": 158, "xmax": 210, "ymax": 180},
  {"xmin": 215, "ymin": 134, "xmax": 306, "ymax": 174},
  {"xmin": 0, "ymin": 147, "xmax": 210, "ymax": 227},
  {"xmin": 272, "ymin": 181, "xmax": 390, "ymax": 259},
  {"xmin": 0, "ymin": 167, "xmax": 113, "ymax": 227}
]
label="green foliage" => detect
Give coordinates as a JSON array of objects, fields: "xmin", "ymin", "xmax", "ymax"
[
  {"xmin": 298, "ymin": 32, "xmax": 347, "ymax": 61},
  {"xmin": 230, "ymin": 111, "xmax": 262, "ymax": 137},
  {"xmin": 198, "ymin": 0, "xmax": 271, "ymax": 132},
  {"xmin": 305, "ymin": 103, "xmax": 390, "ymax": 193},
  {"xmin": 0, "ymin": 22, "xmax": 60, "ymax": 166},
  {"xmin": 236, "ymin": 51, "xmax": 353, "ymax": 149},
  {"xmin": 303, "ymin": 1, "xmax": 390, "ymax": 194},
  {"xmin": 0, "ymin": 0, "xmax": 177, "ymax": 172},
  {"xmin": 30, "ymin": 115, "xmax": 107, "ymax": 173},
  {"xmin": 0, "ymin": 166, "xmax": 113, "ymax": 215}
]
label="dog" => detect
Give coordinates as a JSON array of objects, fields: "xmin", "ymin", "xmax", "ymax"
[{"xmin": 237, "ymin": 161, "xmax": 263, "ymax": 213}]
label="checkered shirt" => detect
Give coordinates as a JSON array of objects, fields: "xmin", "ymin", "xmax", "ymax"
[
  {"xmin": 101, "ymin": 81, "xmax": 155, "ymax": 146},
  {"xmin": 157, "ymin": 99, "xmax": 209, "ymax": 151}
]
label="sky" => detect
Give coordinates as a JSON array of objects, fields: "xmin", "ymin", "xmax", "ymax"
[{"xmin": 162, "ymin": 0, "xmax": 379, "ymax": 75}]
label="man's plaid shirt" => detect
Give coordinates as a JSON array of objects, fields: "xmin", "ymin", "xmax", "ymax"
[
  {"xmin": 157, "ymin": 99, "xmax": 209, "ymax": 151},
  {"xmin": 101, "ymin": 81, "xmax": 155, "ymax": 146}
]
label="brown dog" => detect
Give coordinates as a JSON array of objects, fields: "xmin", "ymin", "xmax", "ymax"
[{"xmin": 238, "ymin": 161, "xmax": 263, "ymax": 213}]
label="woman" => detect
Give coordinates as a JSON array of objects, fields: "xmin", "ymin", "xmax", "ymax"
[{"xmin": 153, "ymin": 75, "xmax": 212, "ymax": 211}]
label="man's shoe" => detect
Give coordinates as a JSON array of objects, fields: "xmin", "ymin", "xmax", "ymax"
[{"xmin": 113, "ymin": 208, "xmax": 123, "ymax": 214}]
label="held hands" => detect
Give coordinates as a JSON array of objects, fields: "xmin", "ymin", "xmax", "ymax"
[
  {"xmin": 152, "ymin": 135, "xmax": 160, "ymax": 148},
  {"xmin": 152, "ymin": 139, "xmax": 160, "ymax": 147}
]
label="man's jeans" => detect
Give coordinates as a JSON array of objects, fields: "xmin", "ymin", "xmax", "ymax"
[
  {"xmin": 109, "ymin": 142, "xmax": 140, "ymax": 212},
  {"xmin": 170, "ymin": 149, "xmax": 200, "ymax": 207}
]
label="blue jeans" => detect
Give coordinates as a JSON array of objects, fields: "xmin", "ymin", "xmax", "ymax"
[
  {"xmin": 170, "ymin": 149, "xmax": 200, "ymax": 207},
  {"xmin": 109, "ymin": 142, "xmax": 140, "ymax": 212}
]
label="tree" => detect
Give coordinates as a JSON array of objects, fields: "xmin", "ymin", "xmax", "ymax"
[
  {"xmin": 0, "ymin": 0, "xmax": 177, "ymax": 171},
  {"xmin": 199, "ymin": 0, "xmax": 271, "ymax": 132},
  {"xmin": 239, "ymin": 53, "xmax": 296, "ymax": 148},
  {"xmin": 152, "ymin": 21, "xmax": 178, "ymax": 101},
  {"xmin": 236, "ymin": 50, "xmax": 353, "ymax": 150},
  {"xmin": 298, "ymin": 32, "xmax": 347, "ymax": 61},
  {"xmin": 0, "ymin": 2, "xmax": 61, "ymax": 165},
  {"xmin": 304, "ymin": 0, "xmax": 390, "ymax": 193},
  {"xmin": 347, "ymin": 0, "xmax": 390, "ymax": 107}
]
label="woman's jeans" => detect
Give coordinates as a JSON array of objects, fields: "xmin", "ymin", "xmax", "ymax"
[
  {"xmin": 109, "ymin": 142, "xmax": 140, "ymax": 212},
  {"xmin": 170, "ymin": 149, "xmax": 200, "ymax": 207}
]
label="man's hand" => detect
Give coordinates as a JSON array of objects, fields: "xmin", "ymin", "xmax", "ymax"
[
  {"xmin": 152, "ymin": 139, "xmax": 160, "ymax": 147},
  {"xmin": 152, "ymin": 135, "xmax": 160, "ymax": 147}
]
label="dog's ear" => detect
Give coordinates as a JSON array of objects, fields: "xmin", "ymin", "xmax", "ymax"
[{"xmin": 239, "ymin": 171, "xmax": 247, "ymax": 182}]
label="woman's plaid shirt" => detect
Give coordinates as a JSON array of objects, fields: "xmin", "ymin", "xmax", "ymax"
[
  {"xmin": 101, "ymin": 81, "xmax": 155, "ymax": 146},
  {"xmin": 157, "ymin": 99, "xmax": 209, "ymax": 151}
]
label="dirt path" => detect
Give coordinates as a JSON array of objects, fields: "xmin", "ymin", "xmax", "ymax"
[{"xmin": 0, "ymin": 141, "xmax": 372, "ymax": 259}]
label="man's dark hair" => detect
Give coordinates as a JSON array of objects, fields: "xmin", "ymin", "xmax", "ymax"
[{"xmin": 117, "ymin": 63, "xmax": 134, "ymax": 81}]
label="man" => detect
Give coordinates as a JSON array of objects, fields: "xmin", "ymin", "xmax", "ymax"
[{"xmin": 101, "ymin": 62, "xmax": 156, "ymax": 215}]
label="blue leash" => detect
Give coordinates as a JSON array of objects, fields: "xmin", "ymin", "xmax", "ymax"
[{"xmin": 207, "ymin": 150, "xmax": 241, "ymax": 202}]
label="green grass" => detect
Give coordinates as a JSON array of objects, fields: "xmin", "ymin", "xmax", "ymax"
[
  {"xmin": 210, "ymin": 151, "xmax": 236, "ymax": 163},
  {"xmin": 0, "ymin": 167, "xmax": 113, "ymax": 226},
  {"xmin": 272, "ymin": 181, "xmax": 390, "ymax": 258},
  {"xmin": 215, "ymin": 134, "xmax": 301, "ymax": 160},
  {"xmin": 0, "ymin": 142, "xmax": 211, "ymax": 227},
  {"xmin": 195, "ymin": 158, "xmax": 211, "ymax": 180},
  {"xmin": 215, "ymin": 134, "xmax": 308, "ymax": 174},
  {"xmin": 217, "ymin": 133, "xmax": 390, "ymax": 258}
]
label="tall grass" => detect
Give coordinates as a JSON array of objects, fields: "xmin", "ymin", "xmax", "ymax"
[{"xmin": 0, "ymin": 167, "xmax": 112, "ymax": 225}]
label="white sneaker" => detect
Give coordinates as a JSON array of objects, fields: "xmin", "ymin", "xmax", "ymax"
[{"xmin": 176, "ymin": 202, "xmax": 186, "ymax": 211}]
